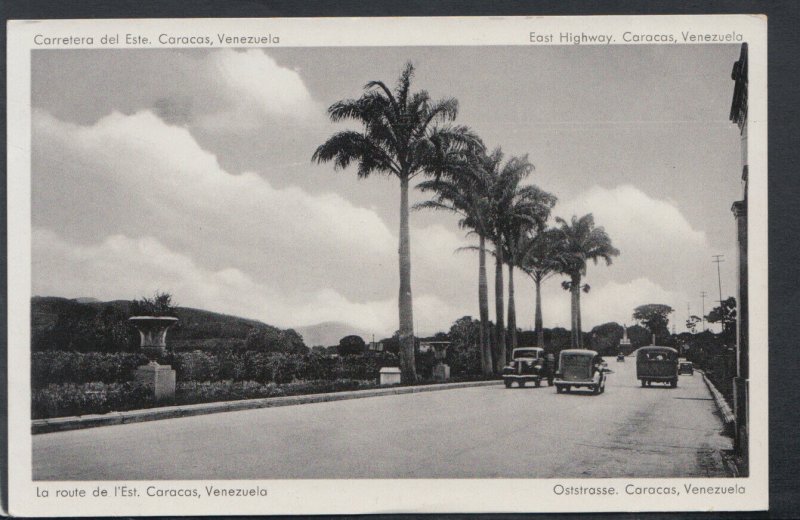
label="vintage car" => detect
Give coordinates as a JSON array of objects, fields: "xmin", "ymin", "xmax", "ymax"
[
  {"xmin": 617, "ymin": 353, "xmax": 626, "ymax": 362},
  {"xmin": 636, "ymin": 346, "xmax": 679, "ymax": 387},
  {"xmin": 502, "ymin": 347, "xmax": 554, "ymax": 388},
  {"xmin": 553, "ymin": 349, "xmax": 608, "ymax": 394},
  {"xmin": 678, "ymin": 361, "xmax": 694, "ymax": 375}
]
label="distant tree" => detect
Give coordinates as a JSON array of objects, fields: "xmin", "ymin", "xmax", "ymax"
[
  {"xmin": 130, "ymin": 291, "xmax": 177, "ymax": 317},
  {"xmin": 337, "ymin": 335, "xmax": 367, "ymax": 356},
  {"xmin": 706, "ymin": 297, "xmax": 737, "ymax": 336},
  {"xmin": 633, "ymin": 304, "xmax": 674, "ymax": 342},
  {"xmin": 589, "ymin": 322, "xmax": 624, "ymax": 355},
  {"xmin": 448, "ymin": 316, "xmax": 479, "ymax": 351},
  {"xmin": 245, "ymin": 326, "xmax": 308, "ymax": 354},
  {"xmin": 627, "ymin": 324, "xmax": 652, "ymax": 348},
  {"xmin": 443, "ymin": 316, "xmax": 481, "ymax": 375}
]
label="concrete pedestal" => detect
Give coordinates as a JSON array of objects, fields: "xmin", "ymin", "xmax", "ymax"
[
  {"xmin": 433, "ymin": 363, "xmax": 450, "ymax": 382},
  {"xmin": 379, "ymin": 367, "xmax": 401, "ymax": 385},
  {"xmin": 135, "ymin": 363, "xmax": 176, "ymax": 402}
]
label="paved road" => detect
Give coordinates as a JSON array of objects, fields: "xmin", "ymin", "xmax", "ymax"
[{"xmin": 33, "ymin": 357, "xmax": 732, "ymax": 479}]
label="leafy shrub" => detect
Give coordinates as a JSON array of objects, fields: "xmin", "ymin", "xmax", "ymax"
[
  {"xmin": 32, "ymin": 382, "xmax": 152, "ymax": 419},
  {"xmin": 31, "ymin": 351, "xmax": 147, "ymax": 388},
  {"xmin": 175, "ymin": 379, "xmax": 375, "ymax": 405},
  {"xmin": 173, "ymin": 350, "xmax": 222, "ymax": 382}
]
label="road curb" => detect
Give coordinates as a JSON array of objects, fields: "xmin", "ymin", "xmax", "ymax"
[
  {"xmin": 32, "ymin": 379, "xmax": 503, "ymax": 434},
  {"xmin": 698, "ymin": 369, "xmax": 735, "ymax": 425}
]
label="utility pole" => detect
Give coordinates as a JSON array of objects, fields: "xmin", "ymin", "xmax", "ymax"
[
  {"xmin": 700, "ymin": 291, "xmax": 707, "ymax": 331},
  {"xmin": 687, "ymin": 302, "xmax": 691, "ymax": 333},
  {"xmin": 713, "ymin": 254, "xmax": 725, "ymax": 333}
]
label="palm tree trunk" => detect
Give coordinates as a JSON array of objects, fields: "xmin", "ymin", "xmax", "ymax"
[
  {"xmin": 494, "ymin": 245, "xmax": 506, "ymax": 372},
  {"xmin": 478, "ymin": 234, "xmax": 493, "ymax": 376},
  {"xmin": 507, "ymin": 261, "xmax": 517, "ymax": 352},
  {"xmin": 570, "ymin": 274, "xmax": 581, "ymax": 348},
  {"xmin": 535, "ymin": 277, "xmax": 544, "ymax": 348},
  {"xmin": 398, "ymin": 175, "xmax": 417, "ymax": 382},
  {"xmin": 576, "ymin": 284, "xmax": 583, "ymax": 348}
]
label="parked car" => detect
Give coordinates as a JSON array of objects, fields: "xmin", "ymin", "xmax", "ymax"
[
  {"xmin": 636, "ymin": 346, "xmax": 679, "ymax": 388},
  {"xmin": 502, "ymin": 347, "xmax": 554, "ymax": 388},
  {"xmin": 678, "ymin": 361, "xmax": 694, "ymax": 375},
  {"xmin": 553, "ymin": 349, "xmax": 608, "ymax": 394},
  {"xmin": 617, "ymin": 353, "xmax": 625, "ymax": 362}
]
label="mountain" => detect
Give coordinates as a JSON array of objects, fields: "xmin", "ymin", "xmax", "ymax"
[
  {"xmin": 72, "ymin": 297, "xmax": 100, "ymax": 303},
  {"xmin": 293, "ymin": 321, "xmax": 375, "ymax": 347}
]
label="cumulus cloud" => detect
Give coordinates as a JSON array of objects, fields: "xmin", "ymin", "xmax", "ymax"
[
  {"xmin": 31, "ymin": 109, "xmax": 475, "ymax": 335},
  {"xmin": 198, "ymin": 49, "xmax": 324, "ymax": 130}
]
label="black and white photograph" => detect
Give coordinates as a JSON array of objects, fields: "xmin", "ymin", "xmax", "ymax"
[{"xmin": 6, "ymin": 15, "xmax": 768, "ymax": 515}]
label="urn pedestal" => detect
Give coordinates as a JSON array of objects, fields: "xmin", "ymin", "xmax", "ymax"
[
  {"xmin": 129, "ymin": 316, "xmax": 179, "ymax": 402},
  {"xmin": 432, "ymin": 363, "xmax": 450, "ymax": 382},
  {"xmin": 135, "ymin": 363, "xmax": 176, "ymax": 402},
  {"xmin": 431, "ymin": 342, "xmax": 450, "ymax": 382}
]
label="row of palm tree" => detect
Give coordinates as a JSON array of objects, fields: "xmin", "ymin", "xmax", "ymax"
[{"xmin": 313, "ymin": 62, "xmax": 619, "ymax": 381}]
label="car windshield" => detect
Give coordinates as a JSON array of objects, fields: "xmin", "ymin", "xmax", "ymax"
[
  {"xmin": 513, "ymin": 350, "xmax": 538, "ymax": 359},
  {"xmin": 561, "ymin": 353, "xmax": 591, "ymax": 366}
]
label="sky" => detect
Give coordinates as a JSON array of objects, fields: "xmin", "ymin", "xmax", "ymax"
[{"xmin": 30, "ymin": 44, "xmax": 744, "ymax": 339}]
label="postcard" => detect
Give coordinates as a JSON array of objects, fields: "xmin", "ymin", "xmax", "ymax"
[{"xmin": 6, "ymin": 14, "xmax": 767, "ymax": 515}]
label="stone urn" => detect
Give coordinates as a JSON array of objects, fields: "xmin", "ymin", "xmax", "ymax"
[{"xmin": 129, "ymin": 316, "xmax": 178, "ymax": 402}]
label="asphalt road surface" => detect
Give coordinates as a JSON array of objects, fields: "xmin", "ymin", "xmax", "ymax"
[{"xmin": 33, "ymin": 357, "xmax": 733, "ymax": 479}]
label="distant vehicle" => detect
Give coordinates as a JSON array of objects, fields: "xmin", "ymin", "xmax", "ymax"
[
  {"xmin": 617, "ymin": 353, "xmax": 625, "ymax": 362},
  {"xmin": 502, "ymin": 347, "xmax": 554, "ymax": 388},
  {"xmin": 636, "ymin": 346, "xmax": 679, "ymax": 388},
  {"xmin": 678, "ymin": 361, "xmax": 694, "ymax": 375},
  {"xmin": 554, "ymin": 349, "xmax": 609, "ymax": 395}
]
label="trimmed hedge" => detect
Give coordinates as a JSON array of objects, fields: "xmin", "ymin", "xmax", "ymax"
[
  {"xmin": 32, "ymin": 381, "xmax": 153, "ymax": 419},
  {"xmin": 32, "ymin": 350, "xmax": 402, "ymax": 388},
  {"xmin": 175, "ymin": 379, "xmax": 376, "ymax": 405},
  {"xmin": 32, "ymin": 351, "xmax": 147, "ymax": 388},
  {"xmin": 32, "ymin": 379, "xmax": 377, "ymax": 419}
]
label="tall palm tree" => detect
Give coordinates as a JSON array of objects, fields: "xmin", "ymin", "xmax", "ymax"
[
  {"xmin": 554, "ymin": 214, "xmax": 620, "ymax": 348},
  {"xmin": 415, "ymin": 148, "xmax": 494, "ymax": 377},
  {"xmin": 478, "ymin": 149, "xmax": 548, "ymax": 370},
  {"xmin": 518, "ymin": 228, "xmax": 564, "ymax": 347},
  {"xmin": 312, "ymin": 62, "xmax": 477, "ymax": 382},
  {"xmin": 500, "ymin": 185, "xmax": 557, "ymax": 353}
]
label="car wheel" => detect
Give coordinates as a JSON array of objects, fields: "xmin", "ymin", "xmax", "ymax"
[
  {"xmin": 535, "ymin": 379, "xmax": 541, "ymax": 388},
  {"xmin": 670, "ymin": 379, "xmax": 678, "ymax": 388},
  {"xmin": 504, "ymin": 380, "xmax": 512, "ymax": 388},
  {"xmin": 548, "ymin": 377, "xmax": 554, "ymax": 386},
  {"xmin": 556, "ymin": 385, "xmax": 563, "ymax": 394},
  {"xmin": 565, "ymin": 386, "xmax": 571, "ymax": 393},
  {"xmin": 592, "ymin": 384, "xmax": 600, "ymax": 395},
  {"xmin": 641, "ymin": 380, "xmax": 646, "ymax": 388},
  {"xmin": 519, "ymin": 380, "xmax": 526, "ymax": 388}
]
